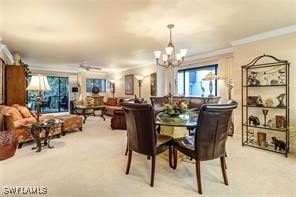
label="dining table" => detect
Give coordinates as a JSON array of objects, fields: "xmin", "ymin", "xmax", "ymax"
[{"xmin": 155, "ymin": 111, "xmax": 198, "ymax": 138}]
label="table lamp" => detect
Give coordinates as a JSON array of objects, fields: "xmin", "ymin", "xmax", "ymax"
[
  {"xmin": 202, "ymin": 72, "xmax": 220, "ymax": 97},
  {"xmin": 26, "ymin": 74, "xmax": 51, "ymax": 122}
]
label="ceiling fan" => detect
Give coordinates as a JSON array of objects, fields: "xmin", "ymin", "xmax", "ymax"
[{"xmin": 79, "ymin": 60, "xmax": 102, "ymax": 71}]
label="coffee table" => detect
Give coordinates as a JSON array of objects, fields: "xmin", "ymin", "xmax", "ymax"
[{"xmin": 74, "ymin": 105, "xmax": 105, "ymax": 123}]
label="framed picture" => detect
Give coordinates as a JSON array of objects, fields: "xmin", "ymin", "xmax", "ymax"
[
  {"xmin": 150, "ymin": 73, "xmax": 157, "ymax": 96},
  {"xmin": 125, "ymin": 74, "xmax": 134, "ymax": 95}
]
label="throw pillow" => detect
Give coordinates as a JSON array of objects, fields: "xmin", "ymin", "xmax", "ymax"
[
  {"xmin": 2, "ymin": 106, "xmax": 23, "ymax": 121},
  {"xmin": 12, "ymin": 104, "xmax": 33, "ymax": 119}
]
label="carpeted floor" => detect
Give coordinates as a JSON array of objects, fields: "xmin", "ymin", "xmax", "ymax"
[{"xmin": 1, "ymin": 116, "xmax": 295, "ymax": 197}]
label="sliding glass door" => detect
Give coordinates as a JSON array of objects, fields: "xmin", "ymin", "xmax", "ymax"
[{"xmin": 27, "ymin": 76, "xmax": 69, "ymax": 113}]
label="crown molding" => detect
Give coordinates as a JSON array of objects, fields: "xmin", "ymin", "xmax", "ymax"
[
  {"xmin": 185, "ymin": 48, "xmax": 233, "ymax": 62},
  {"xmin": 230, "ymin": 25, "xmax": 296, "ymax": 46},
  {"xmin": 0, "ymin": 43, "xmax": 14, "ymax": 64}
]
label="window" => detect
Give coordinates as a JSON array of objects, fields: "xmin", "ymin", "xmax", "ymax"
[
  {"xmin": 177, "ymin": 64, "xmax": 218, "ymax": 97},
  {"xmin": 27, "ymin": 76, "xmax": 69, "ymax": 113},
  {"xmin": 86, "ymin": 78, "xmax": 106, "ymax": 92}
]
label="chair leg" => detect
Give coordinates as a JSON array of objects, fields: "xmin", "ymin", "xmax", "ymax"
[
  {"xmin": 150, "ymin": 156, "xmax": 155, "ymax": 187},
  {"xmin": 169, "ymin": 146, "xmax": 173, "ymax": 168},
  {"xmin": 124, "ymin": 142, "xmax": 128, "ymax": 156},
  {"xmin": 172, "ymin": 147, "xmax": 177, "ymax": 169},
  {"xmin": 195, "ymin": 160, "xmax": 202, "ymax": 194},
  {"xmin": 220, "ymin": 156, "xmax": 229, "ymax": 185},
  {"xmin": 224, "ymin": 152, "xmax": 228, "ymax": 169},
  {"xmin": 125, "ymin": 150, "xmax": 132, "ymax": 174}
]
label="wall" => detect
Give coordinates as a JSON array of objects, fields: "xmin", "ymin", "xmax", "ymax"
[
  {"xmin": 232, "ymin": 32, "xmax": 296, "ymax": 149},
  {"xmin": 106, "ymin": 64, "xmax": 157, "ymax": 102}
]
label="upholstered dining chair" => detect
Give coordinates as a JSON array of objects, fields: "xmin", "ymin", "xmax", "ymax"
[
  {"xmin": 173, "ymin": 103, "xmax": 237, "ymax": 194},
  {"xmin": 123, "ymin": 103, "xmax": 174, "ymax": 187}
]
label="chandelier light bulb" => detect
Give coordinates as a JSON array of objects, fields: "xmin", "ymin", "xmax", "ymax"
[
  {"xmin": 176, "ymin": 53, "xmax": 182, "ymax": 61},
  {"xmin": 163, "ymin": 54, "xmax": 168, "ymax": 62},
  {"xmin": 180, "ymin": 49, "xmax": 187, "ymax": 57},
  {"xmin": 154, "ymin": 51, "xmax": 161, "ymax": 59},
  {"xmin": 165, "ymin": 47, "xmax": 173, "ymax": 55}
]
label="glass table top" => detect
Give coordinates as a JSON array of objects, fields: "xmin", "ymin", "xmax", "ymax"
[{"xmin": 155, "ymin": 112, "xmax": 198, "ymax": 127}]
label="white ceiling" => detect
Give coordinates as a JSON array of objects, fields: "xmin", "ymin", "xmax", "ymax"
[{"xmin": 1, "ymin": 0, "xmax": 296, "ymax": 72}]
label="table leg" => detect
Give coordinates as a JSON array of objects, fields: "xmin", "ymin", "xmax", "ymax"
[
  {"xmin": 100, "ymin": 108, "xmax": 105, "ymax": 121},
  {"xmin": 44, "ymin": 127, "xmax": 54, "ymax": 149},
  {"xmin": 31, "ymin": 127, "xmax": 42, "ymax": 152}
]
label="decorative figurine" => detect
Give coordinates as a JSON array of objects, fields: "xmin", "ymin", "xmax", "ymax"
[
  {"xmin": 271, "ymin": 137, "xmax": 286, "ymax": 151},
  {"xmin": 248, "ymin": 71, "xmax": 260, "ymax": 86},
  {"xmin": 256, "ymin": 96, "xmax": 264, "ymax": 107},
  {"xmin": 276, "ymin": 93, "xmax": 286, "ymax": 107},
  {"xmin": 264, "ymin": 98, "xmax": 274, "ymax": 107},
  {"xmin": 248, "ymin": 115, "xmax": 260, "ymax": 126},
  {"xmin": 278, "ymin": 68, "xmax": 286, "ymax": 85},
  {"xmin": 270, "ymin": 79, "xmax": 279, "ymax": 85},
  {"xmin": 247, "ymin": 129, "xmax": 255, "ymax": 144},
  {"xmin": 262, "ymin": 109, "xmax": 269, "ymax": 126}
]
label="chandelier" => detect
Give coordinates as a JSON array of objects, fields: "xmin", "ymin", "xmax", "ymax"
[{"xmin": 153, "ymin": 24, "xmax": 187, "ymax": 68}]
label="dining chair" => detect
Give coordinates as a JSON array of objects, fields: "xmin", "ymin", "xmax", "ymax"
[
  {"xmin": 150, "ymin": 96, "xmax": 169, "ymax": 113},
  {"xmin": 173, "ymin": 103, "xmax": 237, "ymax": 194},
  {"xmin": 123, "ymin": 103, "xmax": 174, "ymax": 187}
]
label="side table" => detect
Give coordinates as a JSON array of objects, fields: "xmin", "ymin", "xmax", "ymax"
[{"xmin": 30, "ymin": 119, "xmax": 63, "ymax": 152}]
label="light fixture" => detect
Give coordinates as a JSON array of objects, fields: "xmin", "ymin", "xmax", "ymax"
[
  {"xmin": 153, "ymin": 24, "xmax": 187, "ymax": 68},
  {"xmin": 26, "ymin": 74, "xmax": 51, "ymax": 122},
  {"xmin": 134, "ymin": 75, "xmax": 145, "ymax": 98},
  {"xmin": 109, "ymin": 80, "xmax": 115, "ymax": 98},
  {"xmin": 202, "ymin": 72, "xmax": 220, "ymax": 97}
]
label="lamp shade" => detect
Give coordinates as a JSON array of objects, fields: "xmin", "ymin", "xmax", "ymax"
[
  {"xmin": 202, "ymin": 72, "xmax": 220, "ymax": 81},
  {"xmin": 135, "ymin": 75, "xmax": 145, "ymax": 81},
  {"xmin": 26, "ymin": 75, "xmax": 51, "ymax": 91}
]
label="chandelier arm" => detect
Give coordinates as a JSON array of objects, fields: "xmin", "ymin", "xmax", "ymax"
[{"xmin": 156, "ymin": 60, "xmax": 169, "ymax": 68}]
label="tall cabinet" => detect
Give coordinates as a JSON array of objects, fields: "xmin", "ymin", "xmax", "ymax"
[
  {"xmin": 5, "ymin": 65, "xmax": 27, "ymax": 106},
  {"xmin": 241, "ymin": 55, "xmax": 289, "ymax": 157}
]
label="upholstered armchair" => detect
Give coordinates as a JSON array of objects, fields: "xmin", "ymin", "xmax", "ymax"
[{"xmin": 73, "ymin": 97, "xmax": 95, "ymax": 114}]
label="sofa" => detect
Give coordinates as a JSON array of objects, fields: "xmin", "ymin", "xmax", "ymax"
[
  {"xmin": 0, "ymin": 104, "xmax": 61, "ymax": 147},
  {"xmin": 107, "ymin": 97, "xmax": 145, "ymax": 130},
  {"xmin": 104, "ymin": 97, "xmax": 136, "ymax": 116}
]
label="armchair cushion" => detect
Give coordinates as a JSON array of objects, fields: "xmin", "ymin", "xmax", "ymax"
[{"xmin": 106, "ymin": 97, "xmax": 118, "ymax": 106}]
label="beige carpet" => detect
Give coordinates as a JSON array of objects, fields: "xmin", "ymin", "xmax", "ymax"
[{"xmin": 1, "ymin": 116, "xmax": 295, "ymax": 197}]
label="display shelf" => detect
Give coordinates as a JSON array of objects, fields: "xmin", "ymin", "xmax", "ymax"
[
  {"xmin": 243, "ymin": 141, "xmax": 287, "ymax": 155},
  {"xmin": 243, "ymin": 84, "xmax": 286, "ymax": 87},
  {"xmin": 242, "ymin": 105, "xmax": 286, "ymax": 109},
  {"xmin": 241, "ymin": 54, "xmax": 289, "ymax": 157},
  {"xmin": 242, "ymin": 123, "xmax": 287, "ymax": 132}
]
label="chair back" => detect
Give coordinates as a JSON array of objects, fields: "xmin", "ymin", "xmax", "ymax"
[
  {"xmin": 195, "ymin": 103, "xmax": 237, "ymax": 161},
  {"xmin": 150, "ymin": 97, "xmax": 169, "ymax": 109},
  {"xmin": 123, "ymin": 103, "xmax": 157, "ymax": 156}
]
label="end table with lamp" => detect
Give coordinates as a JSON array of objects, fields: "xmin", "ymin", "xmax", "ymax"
[{"xmin": 29, "ymin": 119, "xmax": 64, "ymax": 152}]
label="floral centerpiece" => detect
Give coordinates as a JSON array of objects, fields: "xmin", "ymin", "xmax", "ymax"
[{"xmin": 163, "ymin": 101, "xmax": 188, "ymax": 116}]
